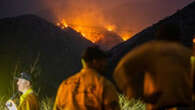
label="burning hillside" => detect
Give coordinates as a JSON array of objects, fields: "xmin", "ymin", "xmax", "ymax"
[
  {"xmin": 56, "ymin": 18, "xmax": 132, "ymax": 50},
  {"xmin": 33, "ymin": 0, "xmax": 194, "ymax": 50},
  {"xmin": 56, "ymin": 18, "xmax": 133, "ymax": 42},
  {"xmin": 43, "ymin": 0, "xmax": 134, "ymax": 49}
]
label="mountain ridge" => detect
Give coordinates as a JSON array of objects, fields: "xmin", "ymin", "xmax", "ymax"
[{"xmin": 0, "ymin": 14, "xmax": 94, "ymax": 96}]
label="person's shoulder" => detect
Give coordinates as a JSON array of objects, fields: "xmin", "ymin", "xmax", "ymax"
[
  {"xmin": 81, "ymin": 67, "xmax": 103, "ymax": 79},
  {"xmin": 25, "ymin": 91, "xmax": 38, "ymax": 99},
  {"xmin": 118, "ymin": 41, "xmax": 155, "ymax": 64},
  {"xmin": 127, "ymin": 41, "xmax": 156, "ymax": 55},
  {"xmin": 165, "ymin": 42, "xmax": 192, "ymax": 54},
  {"xmin": 99, "ymin": 76, "xmax": 115, "ymax": 88},
  {"xmin": 60, "ymin": 72, "xmax": 82, "ymax": 86},
  {"xmin": 22, "ymin": 92, "xmax": 39, "ymax": 106}
]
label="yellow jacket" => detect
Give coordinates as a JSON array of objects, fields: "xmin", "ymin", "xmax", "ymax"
[
  {"xmin": 18, "ymin": 88, "xmax": 39, "ymax": 110},
  {"xmin": 53, "ymin": 67, "xmax": 120, "ymax": 110}
]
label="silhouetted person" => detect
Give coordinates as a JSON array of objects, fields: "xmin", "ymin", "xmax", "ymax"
[
  {"xmin": 113, "ymin": 23, "xmax": 193, "ymax": 110},
  {"xmin": 53, "ymin": 46, "xmax": 120, "ymax": 110}
]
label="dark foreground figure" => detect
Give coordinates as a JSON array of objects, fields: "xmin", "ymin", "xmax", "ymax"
[
  {"xmin": 53, "ymin": 46, "xmax": 120, "ymax": 110},
  {"xmin": 114, "ymin": 23, "xmax": 193, "ymax": 110}
]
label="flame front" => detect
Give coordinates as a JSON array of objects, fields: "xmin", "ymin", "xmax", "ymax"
[
  {"xmin": 106, "ymin": 25, "xmax": 115, "ymax": 32},
  {"xmin": 57, "ymin": 20, "xmax": 110, "ymax": 43},
  {"xmin": 193, "ymin": 37, "xmax": 195, "ymax": 44},
  {"xmin": 57, "ymin": 19, "xmax": 135, "ymax": 43},
  {"xmin": 56, "ymin": 8, "xmax": 134, "ymax": 43},
  {"xmin": 119, "ymin": 32, "xmax": 133, "ymax": 41},
  {"xmin": 45, "ymin": 0, "xmax": 136, "ymax": 44}
]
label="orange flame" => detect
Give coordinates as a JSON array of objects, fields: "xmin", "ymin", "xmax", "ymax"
[
  {"xmin": 56, "ymin": 18, "xmax": 133, "ymax": 43},
  {"xmin": 119, "ymin": 32, "xmax": 133, "ymax": 41},
  {"xmin": 61, "ymin": 19, "xmax": 68, "ymax": 28},
  {"xmin": 57, "ymin": 19, "xmax": 107, "ymax": 43},
  {"xmin": 50, "ymin": 0, "xmax": 136, "ymax": 43},
  {"xmin": 106, "ymin": 25, "xmax": 115, "ymax": 32}
]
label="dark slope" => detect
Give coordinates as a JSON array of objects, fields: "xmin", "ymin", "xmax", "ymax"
[
  {"xmin": 109, "ymin": 1, "xmax": 195, "ymax": 71},
  {"xmin": 0, "ymin": 14, "xmax": 94, "ymax": 96}
]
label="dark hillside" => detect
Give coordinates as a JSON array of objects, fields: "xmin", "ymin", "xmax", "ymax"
[
  {"xmin": 109, "ymin": 1, "xmax": 195, "ymax": 71},
  {"xmin": 0, "ymin": 14, "xmax": 94, "ymax": 96}
]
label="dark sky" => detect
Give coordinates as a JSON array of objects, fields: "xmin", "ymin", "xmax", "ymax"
[
  {"xmin": 0, "ymin": 0, "xmax": 45, "ymax": 18},
  {"xmin": 0, "ymin": 0, "xmax": 194, "ymax": 33},
  {"xmin": 0, "ymin": 0, "xmax": 193, "ymax": 18}
]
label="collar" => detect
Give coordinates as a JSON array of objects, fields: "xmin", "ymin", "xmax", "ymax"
[
  {"xmin": 19, "ymin": 88, "xmax": 33, "ymax": 105},
  {"xmin": 81, "ymin": 67, "xmax": 98, "ymax": 73}
]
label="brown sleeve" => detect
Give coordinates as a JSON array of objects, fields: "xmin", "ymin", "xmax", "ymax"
[
  {"xmin": 103, "ymin": 80, "xmax": 120, "ymax": 110},
  {"xmin": 17, "ymin": 100, "xmax": 30, "ymax": 110},
  {"xmin": 113, "ymin": 44, "xmax": 149, "ymax": 98},
  {"xmin": 18, "ymin": 94, "xmax": 39, "ymax": 110},
  {"xmin": 53, "ymin": 81, "xmax": 66, "ymax": 110}
]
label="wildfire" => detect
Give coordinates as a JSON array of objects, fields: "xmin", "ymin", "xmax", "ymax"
[
  {"xmin": 106, "ymin": 25, "xmax": 115, "ymax": 32},
  {"xmin": 81, "ymin": 33, "xmax": 86, "ymax": 37},
  {"xmin": 72, "ymin": 26, "xmax": 104, "ymax": 43},
  {"xmin": 61, "ymin": 19, "xmax": 68, "ymax": 28},
  {"xmin": 57, "ymin": 19, "xmax": 106, "ymax": 43},
  {"xmin": 119, "ymin": 32, "xmax": 133, "ymax": 41},
  {"xmin": 57, "ymin": 19, "xmax": 69, "ymax": 29},
  {"xmin": 56, "ymin": 19, "xmax": 133, "ymax": 43}
]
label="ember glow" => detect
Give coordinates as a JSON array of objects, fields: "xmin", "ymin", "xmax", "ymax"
[
  {"xmin": 52, "ymin": 0, "xmax": 136, "ymax": 44},
  {"xmin": 38, "ymin": 0, "xmax": 194, "ymax": 46},
  {"xmin": 106, "ymin": 25, "xmax": 115, "ymax": 32},
  {"xmin": 56, "ymin": 19, "xmax": 133, "ymax": 43},
  {"xmin": 45, "ymin": 0, "xmax": 136, "ymax": 44}
]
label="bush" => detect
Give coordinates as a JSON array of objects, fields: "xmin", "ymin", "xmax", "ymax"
[
  {"xmin": 40, "ymin": 97, "xmax": 54, "ymax": 110},
  {"xmin": 0, "ymin": 94, "xmax": 146, "ymax": 110},
  {"xmin": 0, "ymin": 96, "xmax": 7, "ymax": 110},
  {"xmin": 119, "ymin": 94, "xmax": 146, "ymax": 110}
]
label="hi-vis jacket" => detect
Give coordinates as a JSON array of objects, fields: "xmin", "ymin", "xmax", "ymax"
[
  {"xmin": 18, "ymin": 88, "xmax": 39, "ymax": 110},
  {"xmin": 53, "ymin": 67, "xmax": 120, "ymax": 110}
]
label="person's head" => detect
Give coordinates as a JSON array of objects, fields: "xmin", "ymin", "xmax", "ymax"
[
  {"xmin": 16, "ymin": 72, "xmax": 32, "ymax": 93},
  {"xmin": 81, "ymin": 46, "xmax": 108, "ymax": 73},
  {"xmin": 155, "ymin": 23, "xmax": 182, "ymax": 42}
]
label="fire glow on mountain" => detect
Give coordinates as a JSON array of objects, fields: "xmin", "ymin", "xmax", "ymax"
[{"xmin": 56, "ymin": 18, "xmax": 132, "ymax": 43}]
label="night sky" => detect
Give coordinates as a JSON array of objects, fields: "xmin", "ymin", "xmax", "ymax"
[{"xmin": 0, "ymin": 0, "xmax": 194, "ymax": 33}]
